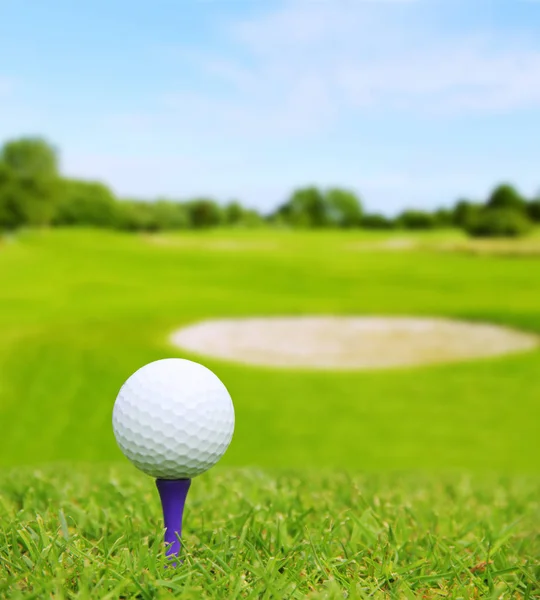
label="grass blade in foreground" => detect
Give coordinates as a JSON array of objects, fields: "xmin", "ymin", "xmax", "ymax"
[{"xmin": 0, "ymin": 466, "xmax": 538, "ymax": 599}]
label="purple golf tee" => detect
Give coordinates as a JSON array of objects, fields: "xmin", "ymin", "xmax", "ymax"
[{"xmin": 155, "ymin": 478, "xmax": 192, "ymax": 559}]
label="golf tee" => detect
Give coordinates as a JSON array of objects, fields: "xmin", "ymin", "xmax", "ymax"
[{"xmin": 155, "ymin": 478, "xmax": 192, "ymax": 560}]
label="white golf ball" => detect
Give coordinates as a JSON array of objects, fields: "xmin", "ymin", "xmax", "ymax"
[{"xmin": 112, "ymin": 358, "xmax": 235, "ymax": 479}]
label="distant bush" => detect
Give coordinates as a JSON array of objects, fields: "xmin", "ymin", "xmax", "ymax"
[
  {"xmin": 151, "ymin": 200, "xmax": 191, "ymax": 230},
  {"xmin": 0, "ymin": 137, "xmax": 60, "ymax": 228},
  {"xmin": 239, "ymin": 209, "xmax": 264, "ymax": 227},
  {"xmin": 186, "ymin": 198, "xmax": 224, "ymax": 228},
  {"xmin": 433, "ymin": 208, "xmax": 453, "ymax": 227},
  {"xmin": 1, "ymin": 137, "xmax": 59, "ymax": 179},
  {"xmin": 465, "ymin": 208, "xmax": 533, "ymax": 238},
  {"xmin": 8, "ymin": 175, "xmax": 60, "ymax": 227},
  {"xmin": 452, "ymin": 200, "xmax": 482, "ymax": 228},
  {"xmin": 486, "ymin": 184, "xmax": 527, "ymax": 213},
  {"xmin": 275, "ymin": 187, "xmax": 327, "ymax": 228},
  {"xmin": 54, "ymin": 191, "xmax": 257, "ymax": 233},
  {"xmin": 325, "ymin": 188, "xmax": 363, "ymax": 228},
  {"xmin": 360, "ymin": 213, "xmax": 395, "ymax": 230},
  {"xmin": 224, "ymin": 201, "xmax": 244, "ymax": 226},
  {"xmin": 53, "ymin": 179, "xmax": 118, "ymax": 227},
  {"xmin": 527, "ymin": 199, "xmax": 540, "ymax": 223},
  {"xmin": 2, "ymin": 134, "xmax": 539, "ymax": 236},
  {"xmin": 224, "ymin": 201, "xmax": 264, "ymax": 227},
  {"xmin": 396, "ymin": 210, "xmax": 437, "ymax": 230},
  {"xmin": 0, "ymin": 163, "xmax": 24, "ymax": 230},
  {"xmin": 115, "ymin": 199, "xmax": 191, "ymax": 232},
  {"xmin": 274, "ymin": 186, "xmax": 362, "ymax": 228},
  {"xmin": 114, "ymin": 200, "xmax": 157, "ymax": 232}
]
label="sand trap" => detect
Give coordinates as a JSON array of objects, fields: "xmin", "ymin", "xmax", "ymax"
[
  {"xmin": 347, "ymin": 238, "xmax": 418, "ymax": 252},
  {"xmin": 170, "ymin": 316, "xmax": 538, "ymax": 370},
  {"xmin": 433, "ymin": 239, "xmax": 540, "ymax": 257}
]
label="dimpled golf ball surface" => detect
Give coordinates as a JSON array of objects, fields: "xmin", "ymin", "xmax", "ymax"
[{"xmin": 112, "ymin": 359, "xmax": 235, "ymax": 479}]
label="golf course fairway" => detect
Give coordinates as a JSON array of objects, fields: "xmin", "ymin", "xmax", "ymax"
[{"xmin": 1, "ymin": 228, "xmax": 539, "ymax": 598}]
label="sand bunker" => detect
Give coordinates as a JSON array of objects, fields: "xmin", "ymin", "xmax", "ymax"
[
  {"xmin": 171, "ymin": 316, "xmax": 538, "ymax": 370},
  {"xmin": 347, "ymin": 238, "xmax": 418, "ymax": 252}
]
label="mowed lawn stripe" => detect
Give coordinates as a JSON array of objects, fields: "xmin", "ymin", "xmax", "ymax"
[{"xmin": 0, "ymin": 228, "xmax": 539, "ymax": 471}]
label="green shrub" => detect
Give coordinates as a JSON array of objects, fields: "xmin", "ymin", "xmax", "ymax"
[
  {"xmin": 7, "ymin": 175, "xmax": 60, "ymax": 227},
  {"xmin": 433, "ymin": 208, "xmax": 453, "ymax": 227},
  {"xmin": 237, "ymin": 209, "xmax": 264, "ymax": 227},
  {"xmin": 224, "ymin": 202, "xmax": 264, "ymax": 227},
  {"xmin": 465, "ymin": 208, "xmax": 533, "ymax": 238},
  {"xmin": 486, "ymin": 183, "xmax": 527, "ymax": 213},
  {"xmin": 115, "ymin": 200, "xmax": 160, "ymax": 232},
  {"xmin": 275, "ymin": 187, "xmax": 327, "ymax": 228},
  {"xmin": 54, "ymin": 179, "xmax": 118, "ymax": 227},
  {"xmin": 527, "ymin": 199, "xmax": 540, "ymax": 223},
  {"xmin": 396, "ymin": 210, "xmax": 437, "ymax": 230},
  {"xmin": 0, "ymin": 137, "xmax": 60, "ymax": 229},
  {"xmin": 325, "ymin": 188, "xmax": 363, "ymax": 228},
  {"xmin": 360, "ymin": 213, "xmax": 395, "ymax": 229},
  {"xmin": 151, "ymin": 200, "xmax": 191, "ymax": 230},
  {"xmin": 186, "ymin": 198, "xmax": 224, "ymax": 228},
  {"xmin": 452, "ymin": 200, "xmax": 482, "ymax": 228},
  {"xmin": 224, "ymin": 201, "xmax": 244, "ymax": 225},
  {"xmin": 0, "ymin": 163, "xmax": 24, "ymax": 230},
  {"xmin": 275, "ymin": 187, "xmax": 363, "ymax": 228},
  {"xmin": 1, "ymin": 137, "xmax": 59, "ymax": 179}
]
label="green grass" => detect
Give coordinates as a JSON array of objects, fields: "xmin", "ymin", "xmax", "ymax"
[
  {"xmin": 0, "ymin": 228, "xmax": 539, "ymax": 471},
  {"xmin": 1, "ymin": 227, "xmax": 540, "ymax": 597},
  {"xmin": 1, "ymin": 466, "xmax": 538, "ymax": 599}
]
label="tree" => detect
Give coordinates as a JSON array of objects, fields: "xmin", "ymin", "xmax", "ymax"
[
  {"xmin": 54, "ymin": 179, "xmax": 118, "ymax": 227},
  {"xmin": 486, "ymin": 183, "xmax": 526, "ymax": 213},
  {"xmin": 0, "ymin": 163, "xmax": 25, "ymax": 230},
  {"xmin": 186, "ymin": 198, "xmax": 224, "ymax": 228},
  {"xmin": 152, "ymin": 199, "xmax": 191, "ymax": 230},
  {"xmin": 244, "ymin": 209, "xmax": 264, "ymax": 227},
  {"xmin": 0, "ymin": 137, "xmax": 60, "ymax": 227},
  {"xmin": 452, "ymin": 199, "xmax": 481, "ymax": 228},
  {"xmin": 527, "ymin": 198, "xmax": 540, "ymax": 223},
  {"xmin": 465, "ymin": 208, "xmax": 532, "ymax": 238},
  {"xmin": 361, "ymin": 213, "xmax": 395, "ymax": 230},
  {"xmin": 275, "ymin": 187, "xmax": 328, "ymax": 227},
  {"xmin": 224, "ymin": 201, "xmax": 244, "ymax": 226},
  {"xmin": 18, "ymin": 176, "xmax": 60, "ymax": 226},
  {"xmin": 1, "ymin": 137, "xmax": 59, "ymax": 179},
  {"xmin": 433, "ymin": 208, "xmax": 453, "ymax": 227},
  {"xmin": 115, "ymin": 200, "xmax": 161, "ymax": 232},
  {"xmin": 224, "ymin": 201, "xmax": 263, "ymax": 227},
  {"xmin": 396, "ymin": 210, "xmax": 437, "ymax": 230},
  {"xmin": 325, "ymin": 188, "xmax": 362, "ymax": 228}
]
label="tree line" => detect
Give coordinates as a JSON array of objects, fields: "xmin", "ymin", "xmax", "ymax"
[{"xmin": 1, "ymin": 137, "xmax": 539, "ymax": 237}]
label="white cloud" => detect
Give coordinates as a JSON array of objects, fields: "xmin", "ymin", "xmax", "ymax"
[
  {"xmin": 337, "ymin": 40, "xmax": 540, "ymax": 114},
  {"xmin": 161, "ymin": 70, "xmax": 335, "ymax": 138},
  {"xmin": 155, "ymin": 0, "xmax": 540, "ymax": 137},
  {"xmin": 63, "ymin": 1, "xmax": 540, "ymax": 210},
  {"xmin": 103, "ymin": 1, "xmax": 540, "ymax": 144}
]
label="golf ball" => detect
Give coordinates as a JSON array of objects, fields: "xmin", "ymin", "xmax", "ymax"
[{"xmin": 112, "ymin": 358, "xmax": 235, "ymax": 479}]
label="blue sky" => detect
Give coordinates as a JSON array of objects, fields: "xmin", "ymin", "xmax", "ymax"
[{"xmin": 1, "ymin": 0, "xmax": 539, "ymax": 215}]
